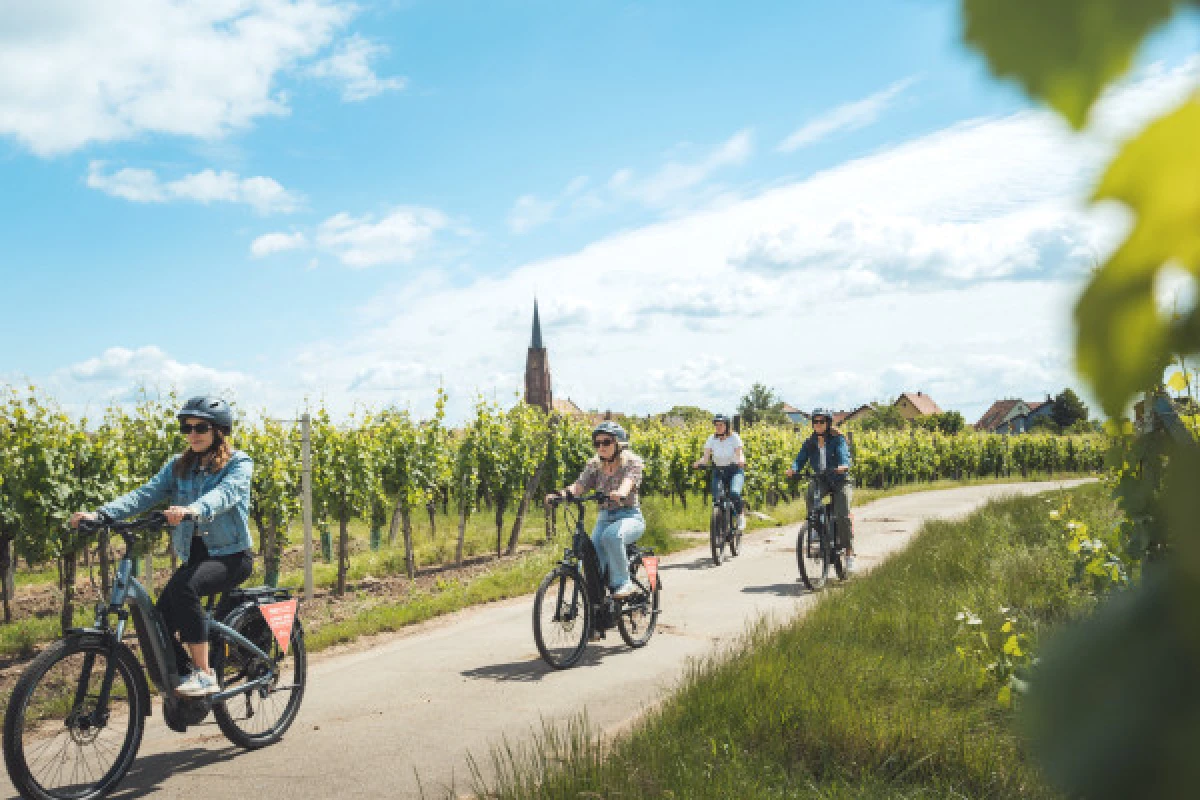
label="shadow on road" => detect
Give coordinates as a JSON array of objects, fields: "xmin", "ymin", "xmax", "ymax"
[
  {"xmin": 462, "ymin": 644, "xmax": 628, "ymax": 682},
  {"xmin": 659, "ymin": 556, "xmax": 716, "ymax": 572},
  {"xmin": 741, "ymin": 582, "xmax": 810, "ymax": 597},
  {"xmin": 105, "ymin": 743, "xmax": 244, "ymax": 798}
]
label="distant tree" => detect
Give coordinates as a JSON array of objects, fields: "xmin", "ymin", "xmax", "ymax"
[
  {"xmin": 737, "ymin": 383, "xmax": 789, "ymax": 426},
  {"xmin": 933, "ymin": 411, "xmax": 965, "ymax": 434},
  {"xmin": 1067, "ymin": 419, "xmax": 1100, "ymax": 434},
  {"xmin": 853, "ymin": 405, "xmax": 908, "ymax": 432},
  {"xmin": 1029, "ymin": 415, "xmax": 1061, "ymax": 434},
  {"xmin": 1052, "ymin": 388, "xmax": 1089, "ymax": 429},
  {"xmin": 659, "ymin": 405, "xmax": 714, "ymax": 425}
]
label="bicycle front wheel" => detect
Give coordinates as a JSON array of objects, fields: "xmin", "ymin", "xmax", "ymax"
[
  {"xmin": 728, "ymin": 504, "xmax": 742, "ymax": 557},
  {"xmin": 796, "ymin": 521, "xmax": 830, "ymax": 591},
  {"xmin": 3, "ymin": 636, "xmax": 145, "ymax": 800},
  {"xmin": 533, "ymin": 568, "xmax": 590, "ymax": 669},
  {"xmin": 709, "ymin": 506, "xmax": 727, "ymax": 566},
  {"xmin": 617, "ymin": 555, "xmax": 661, "ymax": 648},
  {"xmin": 213, "ymin": 609, "xmax": 307, "ymax": 749}
]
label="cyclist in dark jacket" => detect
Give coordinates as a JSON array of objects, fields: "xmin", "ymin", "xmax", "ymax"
[
  {"xmin": 70, "ymin": 396, "xmax": 254, "ymax": 697},
  {"xmin": 786, "ymin": 408, "xmax": 855, "ymax": 574}
]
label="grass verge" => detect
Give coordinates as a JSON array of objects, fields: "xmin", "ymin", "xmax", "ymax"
[{"xmin": 469, "ymin": 481, "xmax": 1115, "ymax": 799}]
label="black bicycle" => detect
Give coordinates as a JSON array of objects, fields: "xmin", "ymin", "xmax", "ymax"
[
  {"xmin": 3, "ymin": 512, "xmax": 306, "ymax": 800},
  {"xmin": 699, "ymin": 465, "xmax": 743, "ymax": 566},
  {"xmin": 796, "ymin": 471, "xmax": 849, "ymax": 590},
  {"xmin": 533, "ymin": 493, "xmax": 662, "ymax": 669}
]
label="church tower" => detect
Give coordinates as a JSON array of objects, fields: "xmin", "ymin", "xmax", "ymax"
[{"xmin": 524, "ymin": 300, "xmax": 553, "ymax": 412}]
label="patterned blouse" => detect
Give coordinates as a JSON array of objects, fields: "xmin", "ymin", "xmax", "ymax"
[{"xmin": 576, "ymin": 450, "xmax": 645, "ymax": 510}]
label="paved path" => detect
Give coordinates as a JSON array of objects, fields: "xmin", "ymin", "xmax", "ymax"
[{"xmin": 3, "ymin": 480, "xmax": 1089, "ymax": 799}]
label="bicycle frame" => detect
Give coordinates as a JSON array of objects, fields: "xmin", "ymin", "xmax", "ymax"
[{"xmin": 79, "ymin": 524, "xmax": 281, "ymax": 718}]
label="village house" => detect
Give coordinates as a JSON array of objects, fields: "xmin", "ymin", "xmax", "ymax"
[
  {"xmin": 975, "ymin": 399, "xmax": 1034, "ymax": 434},
  {"xmin": 894, "ymin": 391, "xmax": 942, "ymax": 420}
]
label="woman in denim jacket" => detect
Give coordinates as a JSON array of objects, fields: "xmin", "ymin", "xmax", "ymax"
[
  {"xmin": 70, "ymin": 396, "xmax": 254, "ymax": 697},
  {"xmin": 546, "ymin": 421, "xmax": 646, "ymax": 608},
  {"xmin": 786, "ymin": 408, "xmax": 855, "ymax": 574}
]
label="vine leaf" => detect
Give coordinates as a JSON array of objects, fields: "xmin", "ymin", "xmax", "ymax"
[
  {"xmin": 1076, "ymin": 99, "xmax": 1200, "ymax": 417},
  {"xmin": 962, "ymin": 0, "xmax": 1179, "ymax": 128}
]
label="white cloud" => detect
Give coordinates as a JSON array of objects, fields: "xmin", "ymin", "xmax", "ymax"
[
  {"xmin": 779, "ymin": 77, "xmax": 917, "ymax": 152},
  {"xmin": 0, "ymin": 0, "xmax": 355, "ymax": 156},
  {"xmin": 508, "ymin": 131, "xmax": 753, "ymax": 232},
  {"xmin": 251, "ymin": 231, "xmax": 308, "ymax": 257},
  {"xmin": 62, "ymin": 346, "xmax": 253, "ymax": 405},
  {"xmin": 315, "ymin": 207, "xmax": 450, "ymax": 267},
  {"xmin": 87, "ymin": 162, "xmax": 302, "ymax": 213},
  {"xmin": 306, "ymin": 34, "xmax": 406, "ymax": 101}
]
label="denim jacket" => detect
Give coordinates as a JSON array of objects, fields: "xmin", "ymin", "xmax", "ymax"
[
  {"xmin": 791, "ymin": 434, "xmax": 851, "ymax": 475},
  {"xmin": 98, "ymin": 450, "xmax": 254, "ymax": 563}
]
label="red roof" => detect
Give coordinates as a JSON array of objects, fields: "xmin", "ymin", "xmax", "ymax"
[
  {"xmin": 975, "ymin": 399, "xmax": 1024, "ymax": 432},
  {"xmin": 897, "ymin": 391, "xmax": 942, "ymax": 416}
]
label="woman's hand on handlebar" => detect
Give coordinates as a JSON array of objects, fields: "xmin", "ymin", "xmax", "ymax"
[
  {"xmin": 785, "ymin": 468, "xmax": 796, "ymax": 479},
  {"xmin": 69, "ymin": 511, "xmax": 96, "ymax": 530},
  {"xmin": 163, "ymin": 506, "xmax": 195, "ymax": 525}
]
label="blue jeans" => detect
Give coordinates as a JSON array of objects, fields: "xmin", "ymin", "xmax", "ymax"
[
  {"xmin": 591, "ymin": 507, "xmax": 646, "ymax": 591},
  {"xmin": 710, "ymin": 466, "xmax": 744, "ymax": 514}
]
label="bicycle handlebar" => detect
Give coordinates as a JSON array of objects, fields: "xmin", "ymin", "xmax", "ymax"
[
  {"xmin": 548, "ymin": 491, "xmax": 607, "ymax": 507},
  {"xmin": 78, "ymin": 510, "xmax": 196, "ymax": 534}
]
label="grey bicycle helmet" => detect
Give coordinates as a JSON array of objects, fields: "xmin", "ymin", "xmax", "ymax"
[
  {"xmin": 712, "ymin": 413, "xmax": 731, "ymax": 426},
  {"xmin": 177, "ymin": 396, "xmax": 234, "ymax": 433},
  {"xmin": 811, "ymin": 408, "xmax": 833, "ymax": 424},
  {"xmin": 592, "ymin": 420, "xmax": 628, "ymax": 443}
]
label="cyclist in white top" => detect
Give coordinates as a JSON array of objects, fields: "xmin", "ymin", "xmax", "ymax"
[{"xmin": 693, "ymin": 414, "xmax": 747, "ymax": 530}]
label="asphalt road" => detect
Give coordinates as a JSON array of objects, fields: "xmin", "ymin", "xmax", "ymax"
[{"xmin": 3, "ymin": 479, "xmax": 1089, "ymax": 799}]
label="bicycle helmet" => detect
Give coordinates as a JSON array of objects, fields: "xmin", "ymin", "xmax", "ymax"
[
  {"xmin": 712, "ymin": 413, "xmax": 731, "ymax": 426},
  {"xmin": 177, "ymin": 396, "xmax": 234, "ymax": 433},
  {"xmin": 592, "ymin": 420, "xmax": 628, "ymax": 443},
  {"xmin": 811, "ymin": 408, "xmax": 833, "ymax": 424}
]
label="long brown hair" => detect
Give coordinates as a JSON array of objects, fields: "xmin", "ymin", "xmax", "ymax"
[{"xmin": 174, "ymin": 427, "xmax": 233, "ymax": 477}]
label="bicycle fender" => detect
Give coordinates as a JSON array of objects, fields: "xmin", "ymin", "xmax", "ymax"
[{"xmin": 64, "ymin": 631, "xmax": 153, "ymax": 718}]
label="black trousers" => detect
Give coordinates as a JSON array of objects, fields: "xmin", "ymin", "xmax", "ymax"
[{"xmin": 157, "ymin": 536, "xmax": 253, "ymax": 644}]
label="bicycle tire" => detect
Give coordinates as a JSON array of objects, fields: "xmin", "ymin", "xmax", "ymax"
[
  {"xmin": 533, "ymin": 567, "xmax": 590, "ymax": 669},
  {"xmin": 617, "ymin": 556, "xmax": 661, "ymax": 648},
  {"xmin": 4, "ymin": 636, "xmax": 145, "ymax": 800},
  {"xmin": 709, "ymin": 505, "xmax": 726, "ymax": 566},
  {"xmin": 796, "ymin": 519, "xmax": 830, "ymax": 591},
  {"xmin": 213, "ymin": 608, "xmax": 307, "ymax": 749},
  {"xmin": 728, "ymin": 503, "xmax": 742, "ymax": 557}
]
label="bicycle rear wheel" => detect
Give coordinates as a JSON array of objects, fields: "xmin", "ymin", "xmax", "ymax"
[
  {"xmin": 617, "ymin": 556, "xmax": 661, "ymax": 648},
  {"xmin": 533, "ymin": 568, "xmax": 590, "ymax": 669},
  {"xmin": 213, "ymin": 608, "xmax": 307, "ymax": 749},
  {"xmin": 796, "ymin": 520, "xmax": 830, "ymax": 591},
  {"xmin": 3, "ymin": 636, "xmax": 145, "ymax": 800},
  {"xmin": 709, "ymin": 506, "xmax": 727, "ymax": 566}
]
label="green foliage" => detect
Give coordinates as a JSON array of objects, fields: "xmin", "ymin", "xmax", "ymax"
[
  {"xmin": 964, "ymin": 2, "xmax": 1200, "ymax": 797},
  {"xmin": 1052, "ymin": 387, "xmax": 1090, "ymax": 430},
  {"xmin": 1028, "ymin": 415, "xmax": 1060, "ymax": 434},
  {"xmin": 954, "ymin": 607, "xmax": 1033, "ymax": 708},
  {"xmin": 848, "ymin": 404, "xmax": 906, "ymax": 431},
  {"xmin": 962, "ymin": 0, "xmax": 1179, "ymax": 129},
  {"xmin": 736, "ymin": 382, "xmax": 789, "ymax": 426}
]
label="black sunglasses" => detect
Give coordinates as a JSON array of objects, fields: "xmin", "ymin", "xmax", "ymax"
[
  {"xmin": 813, "ymin": 418, "xmax": 829, "ymax": 425},
  {"xmin": 180, "ymin": 422, "xmax": 213, "ymax": 434},
  {"xmin": 592, "ymin": 437, "xmax": 615, "ymax": 448}
]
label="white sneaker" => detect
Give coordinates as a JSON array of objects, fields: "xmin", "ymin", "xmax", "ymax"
[
  {"xmin": 844, "ymin": 556, "xmax": 856, "ymax": 576},
  {"xmin": 176, "ymin": 668, "xmax": 219, "ymax": 697},
  {"xmin": 612, "ymin": 583, "xmax": 637, "ymax": 600},
  {"xmin": 737, "ymin": 513, "xmax": 747, "ymax": 531}
]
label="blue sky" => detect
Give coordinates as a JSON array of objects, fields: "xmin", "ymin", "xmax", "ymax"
[{"xmin": 1, "ymin": 1, "xmax": 1198, "ymax": 423}]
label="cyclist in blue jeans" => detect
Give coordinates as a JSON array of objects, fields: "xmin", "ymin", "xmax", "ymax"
[
  {"xmin": 693, "ymin": 413, "xmax": 747, "ymax": 530},
  {"xmin": 546, "ymin": 421, "xmax": 646, "ymax": 604}
]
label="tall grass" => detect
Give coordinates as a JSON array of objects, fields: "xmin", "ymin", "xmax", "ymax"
[{"xmin": 472, "ymin": 483, "xmax": 1114, "ymax": 799}]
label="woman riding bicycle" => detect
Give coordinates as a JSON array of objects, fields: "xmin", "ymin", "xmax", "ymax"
[
  {"xmin": 785, "ymin": 408, "xmax": 855, "ymax": 574},
  {"xmin": 69, "ymin": 395, "xmax": 254, "ymax": 697},
  {"xmin": 693, "ymin": 413, "xmax": 747, "ymax": 530},
  {"xmin": 545, "ymin": 421, "xmax": 645, "ymax": 601}
]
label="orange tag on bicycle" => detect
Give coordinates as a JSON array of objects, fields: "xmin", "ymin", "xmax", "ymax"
[
  {"xmin": 642, "ymin": 557, "xmax": 659, "ymax": 592},
  {"xmin": 259, "ymin": 599, "xmax": 297, "ymax": 654}
]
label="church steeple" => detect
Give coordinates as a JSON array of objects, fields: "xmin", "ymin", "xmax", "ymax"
[
  {"xmin": 531, "ymin": 298, "xmax": 544, "ymax": 350},
  {"xmin": 524, "ymin": 299, "xmax": 552, "ymax": 412}
]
